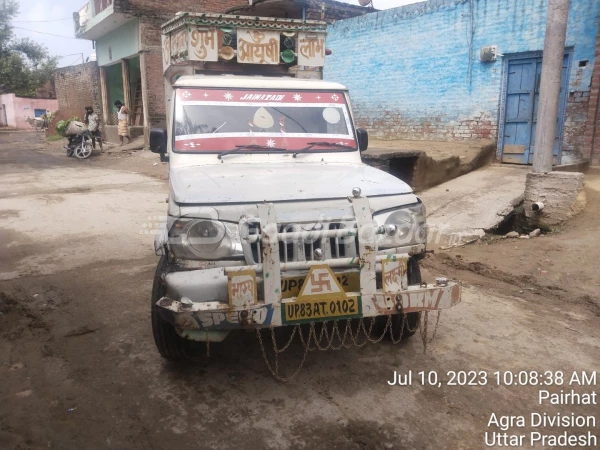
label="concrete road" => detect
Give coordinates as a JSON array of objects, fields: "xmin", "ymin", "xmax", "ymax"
[
  {"xmin": 420, "ymin": 164, "xmax": 529, "ymax": 247},
  {"xmin": 1, "ymin": 133, "xmax": 598, "ymax": 449}
]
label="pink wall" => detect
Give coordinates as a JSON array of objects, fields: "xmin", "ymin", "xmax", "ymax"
[
  {"xmin": 0, "ymin": 94, "xmax": 15, "ymax": 127},
  {"xmin": 0, "ymin": 94, "xmax": 58, "ymax": 129}
]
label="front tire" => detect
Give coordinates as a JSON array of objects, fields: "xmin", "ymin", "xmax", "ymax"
[{"xmin": 151, "ymin": 256, "xmax": 189, "ymax": 361}]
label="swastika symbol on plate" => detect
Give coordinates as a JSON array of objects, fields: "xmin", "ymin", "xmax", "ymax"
[{"xmin": 309, "ymin": 272, "xmax": 332, "ymax": 293}]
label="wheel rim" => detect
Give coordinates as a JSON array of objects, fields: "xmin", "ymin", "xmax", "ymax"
[{"xmin": 75, "ymin": 142, "xmax": 92, "ymax": 159}]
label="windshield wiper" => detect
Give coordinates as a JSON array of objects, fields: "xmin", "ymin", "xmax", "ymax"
[
  {"xmin": 218, "ymin": 144, "xmax": 288, "ymax": 159},
  {"xmin": 293, "ymin": 141, "xmax": 355, "ymax": 158}
]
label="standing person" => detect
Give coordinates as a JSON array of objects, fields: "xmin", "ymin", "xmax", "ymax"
[
  {"xmin": 114, "ymin": 100, "xmax": 130, "ymax": 146},
  {"xmin": 84, "ymin": 106, "xmax": 103, "ymax": 152}
]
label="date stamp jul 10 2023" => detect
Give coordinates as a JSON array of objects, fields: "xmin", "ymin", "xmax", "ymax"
[{"xmin": 387, "ymin": 370, "xmax": 598, "ymax": 448}]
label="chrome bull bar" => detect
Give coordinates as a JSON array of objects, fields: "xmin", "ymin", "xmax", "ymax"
[
  {"xmin": 243, "ymin": 226, "xmax": 384, "ymax": 244},
  {"xmin": 248, "ymin": 192, "xmax": 384, "ymax": 305},
  {"xmin": 224, "ymin": 253, "xmax": 408, "ymax": 274}
]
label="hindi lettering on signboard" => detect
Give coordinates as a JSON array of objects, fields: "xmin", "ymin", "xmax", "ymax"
[
  {"xmin": 237, "ymin": 29, "xmax": 280, "ymax": 65},
  {"xmin": 297, "ymin": 32, "xmax": 326, "ymax": 67},
  {"xmin": 161, "ymin": 34, "xmax": 171, "ymax": 72},
  {"xmin": 170, "ymin": 30, "xmax": 188, "ymax": 63},
  {"xmin": 188, "ymin": 27, "xmax": 218, "ymax": 62}
]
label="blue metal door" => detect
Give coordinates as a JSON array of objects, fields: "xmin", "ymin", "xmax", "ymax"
[{"xmin": 500, "ymin": 54, "xmax": 569, "ymax": 165}]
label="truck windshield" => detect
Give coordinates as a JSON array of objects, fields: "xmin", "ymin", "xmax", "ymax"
[{"xmin": 173, "ymin": 88, "xmax": 357, "ymax": 152}]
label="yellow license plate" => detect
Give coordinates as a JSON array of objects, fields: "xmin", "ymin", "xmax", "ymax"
[
  {"xmin": 281, "ymin": 271, "xmax": 360, "ymax": 299},
  {"xmin": 282, "ymin": 295, "xmax": 362, "ymax": 324}
]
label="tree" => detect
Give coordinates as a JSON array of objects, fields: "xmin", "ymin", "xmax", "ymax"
[{"xmin": 0, "ymin": 0, "xmax": 58, "ymax": 97}]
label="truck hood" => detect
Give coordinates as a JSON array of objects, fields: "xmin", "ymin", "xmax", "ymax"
[{"xmin": 170, "ymin": 163, "xmax": 412, "ymax": 204}]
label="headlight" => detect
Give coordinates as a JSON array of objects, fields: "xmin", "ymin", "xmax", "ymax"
[
  {"xmin": 374, "ymin": 201, "xmax": 427, "ymax": 248},
  {"xmin": 168, "ymin": 218, "xmax": 243, "ymax": 260},
  {"xmin": 184, "ymin": 220, "xmax": 225, "ymax": 253}
]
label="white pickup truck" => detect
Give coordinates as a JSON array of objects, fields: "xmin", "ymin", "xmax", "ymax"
[{"xmin": 149, "ymin": 75, "xmax": 461, "ymax": 360}]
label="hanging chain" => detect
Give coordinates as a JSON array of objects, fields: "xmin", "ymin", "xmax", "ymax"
[
  {"xmin": 205, "ymin": 329, "xmax": 210, "ymax": 357},
  {"xmin": 419, "ymin": 310, "xmax": 442, "ymax": 354},
  {"xmin": 255, "ymin": 308, "xmax": 444, "ymax": 382},
  {"xmin": 255, "ymin": 324, "xmax": 312, "ymax": 382}
]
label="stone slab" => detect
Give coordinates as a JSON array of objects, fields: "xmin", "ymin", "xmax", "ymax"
[{"xmin": 419, "ymin": 164, "xmax": 529, "ymax": 248}]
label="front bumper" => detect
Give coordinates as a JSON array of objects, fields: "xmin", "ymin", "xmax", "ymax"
[
  {"xmin": 156, "ymin": 195, "xmax": 461, "ymax": 339},
  {"xmin": 157, "ymin": 280, "xmax": 461, "ymax": 331}
]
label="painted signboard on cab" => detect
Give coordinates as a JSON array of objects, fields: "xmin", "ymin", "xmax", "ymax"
[
  {"xmin": 188, "ymin": 27, "xmax": 218, "ymax": 62},
  {"xmin": 237, "ymin": 29, "xmax": 280, "ymax": 65},
  {"xmin": 297, "ymin": 32, "xmax": 326, "ymax": 67}
]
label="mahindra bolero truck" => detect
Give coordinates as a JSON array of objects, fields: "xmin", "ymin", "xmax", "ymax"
[{"xmin": 149, "ymin": 13, "xmax": 461, "ymax": 361}]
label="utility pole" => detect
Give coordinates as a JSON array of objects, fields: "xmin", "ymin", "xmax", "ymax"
[{"xmin": 532, "ymin": 0, "xmax": 570, "ymax": 173}]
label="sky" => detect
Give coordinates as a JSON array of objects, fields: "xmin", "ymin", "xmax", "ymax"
[
  {"xmin": 12, "ymin": 0, "xmax": 420, "ymax": 68},
  {"xmin": 13, "ymin": 0, "xmax": 94, "ymax": 67}
]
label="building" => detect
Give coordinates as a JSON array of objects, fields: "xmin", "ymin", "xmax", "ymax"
[
  {"xmin": 52, "ymin": 62, "xmax": 102, "ymax": 132},
  {"xmin": 586, "ymin": 27, "xmax": 600, "ymax": 165},
  {"xmin": 324, "ymin": 0, "xmax": 600, "ymax": 165},
  {"xmin": 70, "ymin": 0, "xmax": 370, "ymax": 143},
  {"xmin": 0, "ymin": 94, "xmax": 57, "ymax": 129},
  {"xmin": 35, "ymin": 80, "xmax": 57, "ymax": 100}
]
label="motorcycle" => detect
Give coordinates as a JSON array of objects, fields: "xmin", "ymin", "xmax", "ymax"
[{"xmin": 65, "ymin": 129, "xmax": 93, "ymax": 159}]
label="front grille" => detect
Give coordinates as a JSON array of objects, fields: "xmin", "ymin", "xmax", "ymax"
[{"xmin": 247, "ymin": 222, "xmax": 359, "ymax": 264}]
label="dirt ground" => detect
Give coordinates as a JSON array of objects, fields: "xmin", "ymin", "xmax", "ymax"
[{"xmin": 0, "ymin": 132, "xmax": 598, "ymax": 449}]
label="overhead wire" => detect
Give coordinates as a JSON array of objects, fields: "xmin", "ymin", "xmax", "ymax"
[
  {"xmin": 57, "ymin": 53, "xmax": 86, "ymax": 59},
  {"xmin": 66, "ymin": 55, "xmax": 83, "ymax": 66},
  {"xmin": 11, "ymin": 23, "xmax": 88, "ymax": 65},
  {"xmin": 12, "ymin": 26, "xmax": 77, "ymax": 39},
  {"xmin": 12, "ymin": 18, "xmax": 71, "ymax": 23}
]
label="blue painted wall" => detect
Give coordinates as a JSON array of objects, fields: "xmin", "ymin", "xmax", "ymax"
[{"xmin": 324, "ymin": 0, "xmax": 599, "ymax": 159}]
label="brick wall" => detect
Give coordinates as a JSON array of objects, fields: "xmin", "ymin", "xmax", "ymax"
[
  {"xmin": 35, "ymin": 80, "xmax": 56, "ymax": 99},
  {"xmin": 139, "ymin": 17, "xmax": 167, "ymax": 127},
  {"xmin": 51, "ymin": 62, "xmax": 102, "ymax": 134},
  {"xmin": 564, "ymin": 90, "xmax": 591, "ymax": 162},
  {"xmin": 584, "ymin": 24, "xmax": 600, "ymax": 165},
  {"xmin": 324, "ymin": 0, "xmax": 600, "ymax": 163},
  {"xmin": 115, "ymin": 0, "xmax": 367, "ymax": 20},
  {"xmin": 115, "ymin": 0, "xmax": 244, "ymax": 17},
  {"xmin": 305, "ymin": 0, "xmax": 371, "ymax": 21}
]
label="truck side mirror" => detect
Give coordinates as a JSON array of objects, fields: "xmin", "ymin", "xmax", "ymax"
[
  {"xmin": 356, "ymin": 128, "xmax": 368, "ymax": 152},
  {"xmin": 149, "ymin": 128, "xmax": 168, "ymax": 155}
]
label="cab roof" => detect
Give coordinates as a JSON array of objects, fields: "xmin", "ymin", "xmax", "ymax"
[{"xmin": 173, "ymin": 75, "xmax": 348, "ymax": 91}]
